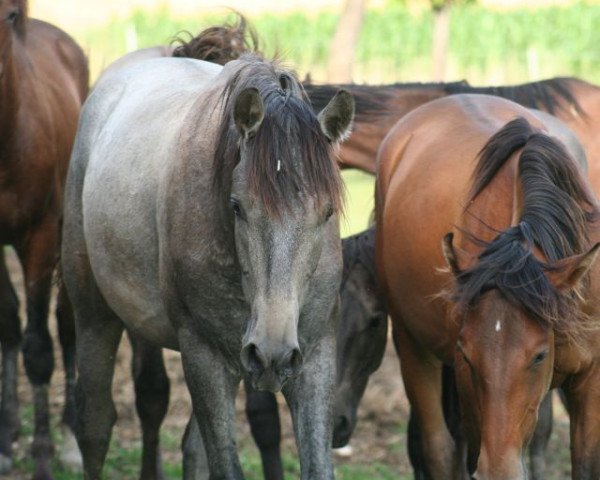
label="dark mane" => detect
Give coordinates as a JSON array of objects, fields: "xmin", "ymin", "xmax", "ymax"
[
  {"xmin": 171, "ymin": 13, "xmax": 259, "ymax": 65},
  {"xmin": 341, "ymin": 227, "xmax": 377, "ymax": 287},
  {"xmin": 305, "ymin": 77, "xmax": 584, "ymax": 123},
  {"xmin": 303, "ymin": 81, "xmax": 468, "ymax": 122},
  {"xmin": 452, "ymin": 117, "xmax": 598, "ymax": 341},
  {"xmin": 446, "ymin": 77, "xmax": 585, "ymax": 117},
  {"xmin": 213, "ymin": 55, "xmax": 342, "ymax": 217}
]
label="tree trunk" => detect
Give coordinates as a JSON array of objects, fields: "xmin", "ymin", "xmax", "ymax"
[
  {"xmin": 432, "ymin": 4, "xmax": 451, "ymax": 81},
  {"xmin": 326, "ymin": 0, "xmax": 366, "ymax": 83}
]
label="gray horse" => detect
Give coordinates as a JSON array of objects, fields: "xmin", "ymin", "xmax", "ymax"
[{"xmin": 61, "ymin": 53, "xmax": 354, "ymax": 479}]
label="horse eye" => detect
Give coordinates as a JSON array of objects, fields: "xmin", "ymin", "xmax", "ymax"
[
  {"xmin": 229, "ymin": 198, "xmax": 244, "ymax": 219},
  {"xmin": 368, "ymin": 316, "xmax": 381, "ymax": 329},
  {"xmin": 324, "ymin": 205, "xmax": 334, "ymax": 221},
  {"xmin": 531, "ymin": 350, "xmax": 548, "ymax": 367},
  {"xmin": 6, "ymin": 11, "xmax": 17, "ymax": 23}
]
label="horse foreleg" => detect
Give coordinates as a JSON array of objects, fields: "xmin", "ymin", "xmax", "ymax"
[
  {"xmin": 393, "ymin": 322, "xmax": 461, "ymax": 480},
  {"xmin": 62, "ymin": 205, "xmax": 125, "ymax": 480},
  {"xmin": 128, "ymin": 331, "xmax": 170, "ymax": 480},
  {"xmin": 17, "ymin": 229, "xmax": 58, "ymax": 480},
  {"xmin": 244, "ymin": 379, "xmax": 283, "ymax": 480},
  {"xmin": 529, "ymin": 391, "xmax": 553, "ymax": 480},
  {"xmin": 179, "ymin": 332, "xmax": 243, "ymax": 479},
  {"xmin": 564, "ymin": 368, "xmax": 600, "ymax": 480},
  {"xmin": 182, "ymin": 413, "xmax": 209, "ymax": 480},
  {"xmin": 73, "ymin": 306, "xmax": 123, "ymax": 480},
  {"xmin": 282, "ymin": 334, "xmax": 336, "ymax": 480},
  {"xmin": 0, "ymin": 250, "xmax": 21, "ymax": 474},
  {"xmin": 55, "ymin": 283, "xmax": 82, "ymax": 472},
  {"xmin": 407, "ymin": 407, "xmax": 429, "ymax": 480}
]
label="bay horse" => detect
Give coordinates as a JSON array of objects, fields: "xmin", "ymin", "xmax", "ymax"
[
  {"xmin": 0, "ymin": 1, "xmax": 88, "ymax": 478},
  {"xmin": 61, "ymin": 52, "xmax": 354, "ymax": 480},
  {"xmin": 376, "ymin": 93, "xmax": 600, "ymax": 479},
  {"xmin": 305, "ymin": 76, "xmax": 600, "ymax": 477}
]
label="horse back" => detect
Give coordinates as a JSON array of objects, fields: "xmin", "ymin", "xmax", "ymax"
[{"xmin": 559, "ymin": 78, "xmax": 600, "ymax": 192}]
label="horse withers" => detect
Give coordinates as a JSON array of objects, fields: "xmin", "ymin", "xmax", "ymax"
[
  {"xmin": 61, "ymin": 53, "xmax": 354, "ymax": 479},
  {"xmin": 0, "ymin": 1, "xmax": 88, "ymax": 478},
  {"xmin": 376, "ymin": 94, "xmax": 600, "ymax": 479}
]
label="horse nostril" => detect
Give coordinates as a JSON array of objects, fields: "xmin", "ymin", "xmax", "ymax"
[
  {"xmin": 241, "ymin": 343, "xmax": 269, "ymax": 375},
  {"xmin": 289, "ymin": 347, "xmax": 303, "ymax": 371},
  {"xmin": 332, "ymin": 414, "xmax": 352, "ymax": 448},
  {"xmin": 280, "ymin": 347, "xmax": 303, "ymax": 377}
]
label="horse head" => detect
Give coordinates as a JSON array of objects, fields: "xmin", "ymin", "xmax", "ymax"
[
  {"xmin": 212, "ymin": 61, "xmax": 354, "ymax": 392},
  {"xmin": 333, "ymin": 227, "xmax": 387, "ymax": 447}
]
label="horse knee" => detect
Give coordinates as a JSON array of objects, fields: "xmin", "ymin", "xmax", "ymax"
[{"xmin": 75, "ymin": 380, "xmax": 117, "ymax": 441}]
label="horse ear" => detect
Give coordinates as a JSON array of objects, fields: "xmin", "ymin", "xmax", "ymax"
[
  {"xmin": 318, "ymin": 89, "xmax": 355, "ymax": 143},
  {"xmin": 234, "ymin": 88, "xmax": 264, "ymax": 139},
  {"xmin": 547, "ymin": 243, "xmax": 600, "ymax": 290},
  {"xmin": 442, "ymin": 232, "xmax": 462, "ymax": 276}
]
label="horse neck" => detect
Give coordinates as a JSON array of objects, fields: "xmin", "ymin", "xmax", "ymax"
[
  {"xmin": 0, "ymin": 32, "xmax": 20, "ymax": 153},
  {"xmin": 337, "ymin": 86, "xmax": 448, "ymax": 172}
]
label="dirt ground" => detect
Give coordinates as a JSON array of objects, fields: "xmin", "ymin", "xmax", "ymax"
[{"xmin": 2, "ymin": 248, "xmax": 572, "ymax": 479}]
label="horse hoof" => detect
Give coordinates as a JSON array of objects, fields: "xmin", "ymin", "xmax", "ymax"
[
  {"xmin": 59, "ymin": 427, "xmax": 83, "ymax": 472},
  {"xmin": 333, "ymin": 444, "xmax": 353, "ymax": 458},
  {"xmin": 0, "ymin": 453, "xmax": 12, "ymax": 474}
]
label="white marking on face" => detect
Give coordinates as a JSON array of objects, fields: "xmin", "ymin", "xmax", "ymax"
[
  {"xmin": 495, "ymin": 320, "xmax": 501, "ymax": 332},
  {"xmin": 570, "ymin": 104, "xmax": 579, "ymax": 118},
  {"xmin": 277, "ymin": 159, "xmax": 281, "ymax": 172}
]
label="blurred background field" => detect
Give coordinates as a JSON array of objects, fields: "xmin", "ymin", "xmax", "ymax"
[{"xmin": 31, "ymin": 0, "xmax": 600, "ymax": 85}]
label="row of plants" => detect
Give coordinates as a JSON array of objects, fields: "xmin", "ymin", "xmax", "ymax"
[{"xmin": 77, "ymin": 1, "xmax": 600, "ymax": 84}]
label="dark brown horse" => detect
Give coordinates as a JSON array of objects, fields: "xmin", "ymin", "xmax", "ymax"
[
  {"xmin": 376, "ymin": 93, "xmax": 600, "ymax": 479},
  {"xmin": 0, "ymin": 1, "xmax": 88, "ymax": 479}
]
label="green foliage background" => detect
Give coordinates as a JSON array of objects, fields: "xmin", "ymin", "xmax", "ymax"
[{"xmin": 77, "ymin": 1, "xmax": 600, "ymax": 85}]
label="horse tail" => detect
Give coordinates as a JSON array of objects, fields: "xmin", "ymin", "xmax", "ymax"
[
  {"xmin": 471, "ymin": 116, "xmax": 598, "ymax": 260},
  {"xmin": 171, "ymin": 13, "xmax": 260, "ymax": 65}
]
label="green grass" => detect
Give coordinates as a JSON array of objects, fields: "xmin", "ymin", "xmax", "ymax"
[
  {"xmin": 38, "ymin": 436, "xmax": 406, "ymax": 480},
  {"xmin": 336, "ymin": 463, "xmax": 410, "ymax": 480},
  {"xmin": 341, "ymin": 170, "xmax": 376, "ymax": 238},
  {"xmin": 73, "ymin": 1, "xmax": 600, "ymax": 84}
]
